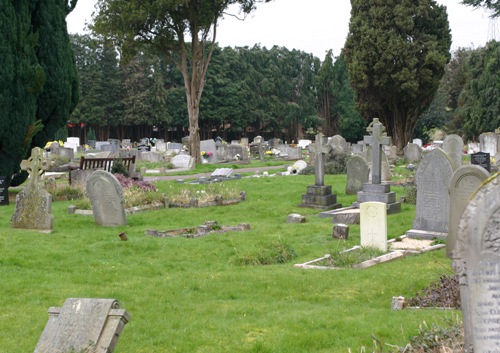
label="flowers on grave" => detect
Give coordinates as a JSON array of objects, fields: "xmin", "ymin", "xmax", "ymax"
[
  {"xmin": 44, "ymin": 140, "xmax": 64, "ymax": 150},
  {"xmin": 265, "ymin": 150, "xmax": 273, "ymax": 155},
  {"xmin": 201, "ymin": 151, "xmax": 212, "ymax": 159}
]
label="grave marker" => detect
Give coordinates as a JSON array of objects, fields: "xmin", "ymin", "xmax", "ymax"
[
  {"xmin": 471, "ymin": 151, "xmax": 491, "ymax": 172},
  {"xmin": 0, "ymin": 176, "xmax": 8, "ymax": 205},
  {"xmin": 34, "ymin": 298, "xmax": 129, "ymax": 353},
  {"xmin": 346, "ymin": 155, "xmax": 369, "ymax": 194},
  {"xmin": 86, "ymin": 170, "xmax": 127, "ymax": 226},
  {"xmin": 443, "ymin": 134, "xmax": 464, "ymax": 169},
  {"xmin": 360, "ymin": 202, "xmax": 387, "ymax": 252}
]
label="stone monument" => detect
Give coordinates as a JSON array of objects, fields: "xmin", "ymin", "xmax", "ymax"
[
  {"xmin": 443, "ymin": 134, "xmax": 464, "ymax": 169},
  {"xmin": 360, "ymin": 202, "xmax": 387, "ymax": 252},
  {"xmin": 11, "ymin": 147, "xmax": 53, "ymax": 232},
  {"xmin": 86, "ymin": 170, "xmax": 127, "ymax": 226},
  {"xmin": 298, "ymin": 133, "xmax": 341, "ymax": 210},
  {"xmin": 353, "ymin": 118, "xmax": 401, "ymax": 214},
  {"xmin": 345, "ymin": 155, "xmax": 369, "ymax": 195}
]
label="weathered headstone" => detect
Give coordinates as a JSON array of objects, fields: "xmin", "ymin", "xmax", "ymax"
[
  {"xmin": 328, "ymin": 135, "xmax": 348, "ymax": 154},
  {"xmin": 171, "ymin": 154, "xmax": 195, "ymax": 170},
  {"xmin": 443, "ymin": 134, "xmax": 464, "ymax": 169},
  {"xmin": 455, "ymin": 173, "xmax": 500, "ymax": 352},
  {"xmin": 86, "ymin": 170, "xmax": 127, "ymax": 226},
  {"xmin": 412, "ymin": 138, "xmax": 423, "ymax": 148},
  {"xmin": 333, "ymin": 223, "xmax": 349, "ymax": 240},
  {"xmin": 479, "ymin": 131, "xmax": 497, "ymax": 156},
  {"xmin": 298, "ymin": 133, "xmax": 341, "ymax": 210},
  {"xmin": 471, "ymin": 151, "xmax": 491, "ymax": 172},
  {"xmin": 64, "ymin": 137, "xmax": 80, "ymax": 152},
  {"xmin": 355, "ymin": 118, "xmax": 400, "ymax": 214},
  {"xmin": 34, "ymin": 298, "xmax": 130, "ymax": 353},
  {"xmin": 447, "ymin": 165, "xmax": 490, "ymax": 259},
  {"xmin": 0, "ymin": 176, "xmax": 9, "ymax": 206},
  {"xmin": 11, "ymin": 147, "xmax": 53, "ymax": 232},
  {"xmin": 406, "ymin": 148, "xmax": 456, "ymax": 240},
  {"xmin": 360, "ymin": 202, "xmax": 387, "ymax": 252},
  {"xmin": 200, "ymin": 139, "xmax": 217, "ymax": 163},
  {"xmin": 346, "ymin": 155, "xmax": 369, "ymax": 195},
  {"xmin": 403, "ymin": 143, "xmax": 422, "ymax": 163}
]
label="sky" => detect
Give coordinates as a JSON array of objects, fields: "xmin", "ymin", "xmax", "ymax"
[{"xmin": 66, "ymin": 0, "xmax": 498, "ymax": 59}]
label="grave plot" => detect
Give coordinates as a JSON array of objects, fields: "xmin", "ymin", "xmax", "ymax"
[
  {"xmin": 294, "ymin": 236, "xmax": 445, "ymax": 270},
  {"xmin": 145, "ymin": 221, "xmax": 250, "ymax": 238}
]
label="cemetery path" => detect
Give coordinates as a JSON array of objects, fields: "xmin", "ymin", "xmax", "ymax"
[{"xmin": 143, "ymin": 165, "xmax": 286, "ymax": 182}]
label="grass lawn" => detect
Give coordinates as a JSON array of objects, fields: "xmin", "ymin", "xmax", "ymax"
[{"xmin": 0, "ymin": 173, "xmax": 458, "ymax": 352}]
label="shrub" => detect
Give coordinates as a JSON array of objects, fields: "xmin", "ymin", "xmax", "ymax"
[{"xmin": 112, "ymin": 159, "xmax": 129, "ymax": 177}]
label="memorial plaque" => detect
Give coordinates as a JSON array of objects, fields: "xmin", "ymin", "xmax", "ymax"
[
  {"xmin": 456, "ymin": 173, "xmax": 500, "ymax": 352},
  {"xmin": 0, "ymin": 176, "xmax": 8, "ymax": 206},
  {"xmin": 471, "ymin": 151, "xmax": 491, "ymax": 172}
]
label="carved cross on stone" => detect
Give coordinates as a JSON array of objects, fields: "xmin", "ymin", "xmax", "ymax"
[
  {"xmin": 363, "ymin": 119, "xmax": 391, "ymax": 185},
  {"xmin": 20, "ymin": 147, "xmax": 51, "ymax": 187},
  {"xmin": 315, "ymin": 133, "xmax": 332, "ymax": 187}
]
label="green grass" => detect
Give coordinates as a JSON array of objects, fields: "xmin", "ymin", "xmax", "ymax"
[{"xmin": 0, "ymin": 174, "xmax": 457, "ymax": 352}]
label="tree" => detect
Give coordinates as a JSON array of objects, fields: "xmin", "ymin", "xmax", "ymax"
[
  {"xmin": 92, "ymin": 0, "xmax": 272, "ymax": 163},
  {"xmin": 462, "ymin": 0, "xmax": 500, "ymax": 17},
  {"xmin": 344, "ymin": 0, "xmax": 451, "ymax": 151},
  {"xmin": 0, "ymin": 0, "xmax": 78, "ymax": 185}
]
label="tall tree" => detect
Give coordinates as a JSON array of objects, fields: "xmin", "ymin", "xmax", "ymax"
[
  {"xmin": 462, "ymin": 0, "xmax": 500, "ymax": 16},
  {"xmin": 344, "ymin": 0, "xmax": 451, "ymax": 151},
  {"xmin": 92, "ymin": 0, "xmax": 271, "ymax": 163},
  {"xmin": 0, "ymin": 0, "xmax": 78, "ymax": 184}
]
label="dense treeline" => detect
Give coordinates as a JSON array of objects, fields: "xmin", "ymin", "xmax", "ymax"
[{"xmin": 68, "ymin": 34, "xmax": 366, "ymax": 144}]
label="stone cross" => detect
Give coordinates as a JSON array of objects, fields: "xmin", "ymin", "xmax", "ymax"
[
  {"xmin": 314, "ymin": 133, "xmax": 331, "ymax": 186},
  {"xmin": 20, "ymin": 147, "xmax": 50, "ymax": 187},
  {"xmin": 363, "ymin": 118, "xmax": 391, "ymax": 184}
]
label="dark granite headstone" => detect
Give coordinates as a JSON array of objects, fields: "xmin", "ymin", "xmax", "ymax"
[
  {"xmin": 0, "ymin": 176, "xmax": 8, "ymax": 206},
  {"xmin": 471, "ymin": 151, "xmax": 491, "ymax": 172}
]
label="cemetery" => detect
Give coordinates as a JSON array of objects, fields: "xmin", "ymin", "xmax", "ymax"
[{"xmin": 4, "ymin": 127, "xmax": 498, "ymax": 352}]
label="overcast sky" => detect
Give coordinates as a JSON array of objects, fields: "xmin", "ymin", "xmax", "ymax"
[{"xmin": 66, "ymin": 0, "xmax": 497, "ymax": 59}]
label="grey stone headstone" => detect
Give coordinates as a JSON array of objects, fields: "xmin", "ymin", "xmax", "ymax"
[
  {"xmin": 34, "ymin": 298, "xmax": 130, "ymax": 353},
  {"xmin": 171, "ymin": 154, "xmax": 194, "ymax": 169},
  {"xmin": 407, "ymin": 148, "xmax": 455, "ymax": 239},
  {"xmin": 447, "ymin": 165, "xmax": 490, "ymax": 259},
  {"xmin": 403, "ymin": 143, "xmax": 422, "ymax": 163},
  {"xmin": 227, "ymin": 145, "xmax": 243, "ymax": 160},
  {"xmin": 56, "ymin": 147, "xmax": 74, "ymax": 162},
  {"xmin": 346, "ymin": 155, "xmax": 369, "ymax": 194},
  {"xmin": 412, "ymin": 138, "xmax": 423, "ymax": 148},
  {"xmin": 443, "ymin": 134, "xmax": 464, "ymax": 169},
  {"xmin": 211, "ymin": 168, "xmax": 233, "ymax": 178},
  {"xmin": 95, "ymin": 141, "xmax": 110, "ymax": 151},
  {"xmin": 155, "ymin": 140, "xmax": 166, "ymax": 152},
  {"xmin": 121, "ymin": 139, "xmax": 131, "ymax": 149},
  {"xmin": 364, "ymin": 147, "xmax": 392, "ymax": 182},
  {"xmin": 86, "ymin": 170, "xmax": 127, "ymax": 226},
  {"xmin": 352, "ymin": 143, "xmax": 364, "ymax": 155},
  {"xmin": 479, "ymin": 131, "xmax": 498, "ymax": 155},
  {"xmin": 328, "ymin": 135, "xmax": 348, "ymax": 154},
  {"xmin": 455, "ymin": 173, "xmax": 500, "ymax": 352},
  {"xmin": 167, "ymin": 142, "xmax": 183, "ymax": 152},
  {"xmin": 200, "ymin": 139, "xmax": 217, "ymax": 163}
]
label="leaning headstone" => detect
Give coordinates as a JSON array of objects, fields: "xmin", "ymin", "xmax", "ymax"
[
  {"xmin": 360, "ymin": 202, "xmax": 387, "ymax": 252},
  {"xmin": 455, "ymin": 173, "xmax": 500, "ymax": 352},
  {"xmin": 471, "ymin": 151, "xmax": 491, "ymax": 172},
  {"xmin": 406, "ymin": 148, "xmax": 456, "ymax": 240},
  {"xmin": 346, "ymin": 156, "xmax": 369, "ymax": 195},
  {"xmin": 11, "ymin": 147, "xmax": 53, "ymax": 232},
  {"xmin": 34, "ymin": 298, "xmax": 130, "ymax": 353},
  {"xmin": 403, "ymin": 143, "xmax": 422, "ymax": 163},
  {"xmin": 86, "ymin": 170, "xmax": 127, "ymax": 226},
  {"xmin": 443, "ymin": 134, "xmax": 464, "ymax": 169},
  {"xmin": 447, "ymin": 165, "xmax": 490, "ymax": 259},
  {"xmin": 0, "ymin": 176, "xmax": 9, "ymax": 206}
]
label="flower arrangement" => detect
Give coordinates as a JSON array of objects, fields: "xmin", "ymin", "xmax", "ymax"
[
  {"xmin": 44, "ymin": 140, "xmax": 64, "ymax": 150},
  {"xmin": 201, "ymin": 151, "xmax": 212, "ymax": 159}
]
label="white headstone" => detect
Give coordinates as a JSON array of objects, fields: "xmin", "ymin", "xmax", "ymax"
[
  {"xmin": 360, "ymin": 202, "xmax": 387, "ymax": 251},
  {"xmin": 171, "ymin": 154, "xmax": 194, "ymax": 169}
]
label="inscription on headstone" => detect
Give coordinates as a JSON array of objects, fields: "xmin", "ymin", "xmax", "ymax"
[
  {"xmin": 471, "ymin": 151, "xmax": 491, "ymax": 173},
  {"xmin": 360, "ymin": 202, "xmax": 387, "ymax": 252},
  {"xmin": 0, "ymin": 176, "xmax": 8, "ymax": 206}
]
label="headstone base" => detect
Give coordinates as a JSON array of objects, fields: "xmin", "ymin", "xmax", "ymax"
[
  {"xmin": 319, "ymin": 206, "xmax": 360, "ymax": 224},
  {"xmin": 297, "ymin": 185, "xmax": 341, "ymax": 210},
  {"xmin": 406, "ymin": 229, "xmax": 447, "ymax": 240},
  {"xmin": 353, "ymin": 183, "xmax": 401, "ymax": 214}
]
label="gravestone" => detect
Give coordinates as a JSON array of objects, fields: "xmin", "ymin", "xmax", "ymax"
[
  {"xmin": 34, "ymin": 298, "xmax": 129, "ymax": 353},
  {"xmin": 403, "ymin": 143, "xmax": 422, "ymax": 163},
  {"xmin": 360, "ymin": 202, "xmax": 387, "ymax": 252},
  {"xmin": 64, "ymin": 137, "xmax": 80, "ymax": 152},
  {"xmin": 471, "ymin": 151, "xmax": 491, "ymax": 172},
  {"xmin": 86, "ymin": 170, "xmax": 127, "ymax": 226},
  {"xmin": 95, "ymin": 141, "xmax": 111, "ymax": 151},
  {"xmin": 297, "ymin": 139, "xmax": 312, "ymax": 149},
  {"xmin": 406, "ymin": 148, "xmax": 455, "ymax": 240},
  {"xmin": 447, "ymin": 165, "xmax": 490, "ymax": 259},
  {"xmin": 346, "ymin": 156, "xmax": 369, "ymax": 195},
  {"xmin": 327, "ymin": 135, "xmax": 348, "ymax": 154},
  {"xmin": 167, "ymin": 142, "xmax": 183, "ymax": 152},
  {"xmin": 298, "ymin": 133, "xmax": 341, "ymax": 210},
  {"xmin": 155, "ymin": 140, "xmax": 166, "ymax": 152},
  {"xmin": 121, "ymin": 139, "xmax": 131, "ymax": 149},
  {"xmin": 479, "ymin": 131, "xmax": 497, "ymax": 156},
  {"xmin": 11, "ymin": 147, "xmax": 53, "ymax": 232},
  {"xmin": 455, "ymin": 173, "xmax": 500, "ymax": 352},
  {"xmin": 355, "ymin": 118, "xmax": 400, "ymax": 214},
  {"xmin": 443, "ymin": 134, "xmax": 464, "ymax": 169},
  {"xmin": 364, "ymin": 146, "xmax": 392, "ymax": 182},
  {"xmin": 0, "ymin": 176, "xmax": 9, "ymax": 205},
  {"xmin": 412, "ymin": 138, "xmax": 423, "ymax": 148},
  {"xmin": 171, "ymin": 154, "xmax": 195, "ymax": 169},
  {"xmin": 200, "ymin": 139, "xmax": 217, "ymax": 163}
]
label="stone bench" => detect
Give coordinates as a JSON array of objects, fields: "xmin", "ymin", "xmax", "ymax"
[{"xmin": 69, "ymin": 156, "xmax": 136, "ymax": 185}]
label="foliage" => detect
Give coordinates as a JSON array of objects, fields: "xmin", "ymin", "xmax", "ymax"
[
  {"xmin": 344, "ymin": 0, "xmax": 451, "ymax": 151},
  {"xmin": 111, "ymin": 159, "xmax": 129, "ymax": 177},
  {"xmin": 462, "ymin": 0, "xmax": 500, "ymax": 17}
]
